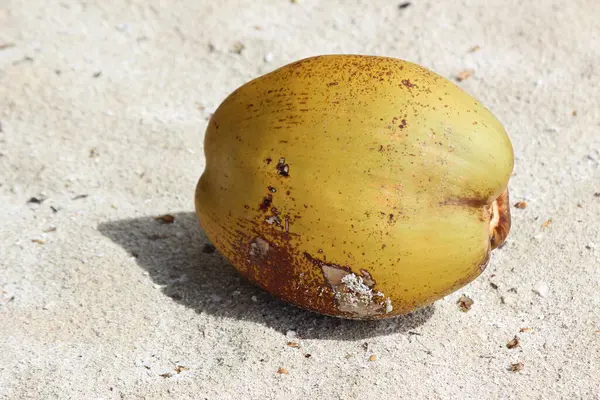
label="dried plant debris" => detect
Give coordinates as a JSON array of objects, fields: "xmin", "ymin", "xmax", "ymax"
[
  {"xmin": 519, "ymin": 327, "xmax": 532, "ymax": 333},
  {"xmin": 277, "ymin": 367, "xmax": 289, "ymax": 375},
  {"xmin": 159, "ymin": 365, "xmax": 188, "ymax": 378},
  {"xmin": 72, "ymin": 194, "xmax": 89, "ymax": 200},
  {"xmin": 541, "ymin": 219, "xmax": 552, "ymax": 228},
  {"xmin": 398, "ymin": 2, "xmax": 412, "ymax": 9},
  {"xmin": 456, "ymin": 69, "xmax": 474, "ymax": 82},
  {"xmin": 174, "ymin": 365, "xmax": 188, "ymax": 374},
  {"xmin": 154, "ymin": 214, "xmax": 175, "ymax": 224},
  {"xmin": 368, "ymin": 354, "xmax": 377, "ymax": 362},
  {"xmin": 513, "ymin": 201, "xmax": 527, "ymax": 209},
  {"xmin": 508, "ymin": 362, "xmax": 524, "ymax": 372},
  {"xmin": 468, "ymin": 45, "xmax": 481, "ymax": 53},
  {"xmin": 506, "ymin": 336, "xmax": 520, "ymax": 349},
  {"xmin": 490, "ymin": 282, "xmax": 499, "ymax": 290},
  {"xmin": 457, "ymin": 294, "xmax": 474, "ymax": 312}
]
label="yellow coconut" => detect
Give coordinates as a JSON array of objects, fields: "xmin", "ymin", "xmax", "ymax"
[{"xmin": 195, "ymin": 55, "xmax": 513, "ymax": 320}]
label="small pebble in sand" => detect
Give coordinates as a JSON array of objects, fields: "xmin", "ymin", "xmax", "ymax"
[
  {"xmin": 533, "ymin": 281, "xmax": 549, "ymax": 298},
  {"xmin": 500, "ymin": 295, "xmax": 515, "ymax": 305},
  {"xmin": 264, "ymin": 52, "xmax": 274, "ymax": 63},
  {"xmin": 369, "ymin": 355, "xmax": 377, "ymax": 362},
  {"xmin": 286, "ymin": 330, "xmax": 297, "ymax": 338},
  {"xmin": 230, "ymin": 41, "xmax": 245, "ymax": 54}
]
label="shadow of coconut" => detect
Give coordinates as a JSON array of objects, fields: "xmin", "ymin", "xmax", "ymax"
[{"xmin": 98, "ymin": 212, "xmax": 434, "ymax": 340}]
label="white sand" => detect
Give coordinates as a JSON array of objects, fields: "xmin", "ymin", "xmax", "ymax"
[{"xmin": 2, "ymin": 0, "xmax": 600, "ymax": 398}]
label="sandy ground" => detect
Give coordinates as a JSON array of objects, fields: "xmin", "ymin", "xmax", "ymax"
[{"xmin": 2, "ymin": 0, "xmax": 600, "ymax": 398}]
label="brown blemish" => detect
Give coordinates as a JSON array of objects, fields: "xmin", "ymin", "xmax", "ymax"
[
  {"xmin": 440, "ymin": 197, "xmax": 489, "ymax": 208},
  {"xmin": 401, "ymin": 79, "xmax": 415, "ymax": 88},
  {"xmin": 268, "ymin": 186, "xmax": 277, "ymax": 193},
  {"xmin": 440, "ymin": 188, "xmax": 511, "ymax": 250},
  {"xmin": 259, "ymin": 194, "xmax": 273, "ymax": 211},
  {"xmin": 265, "ymin": 157, "xmax": 272, "ymax": 164}
]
